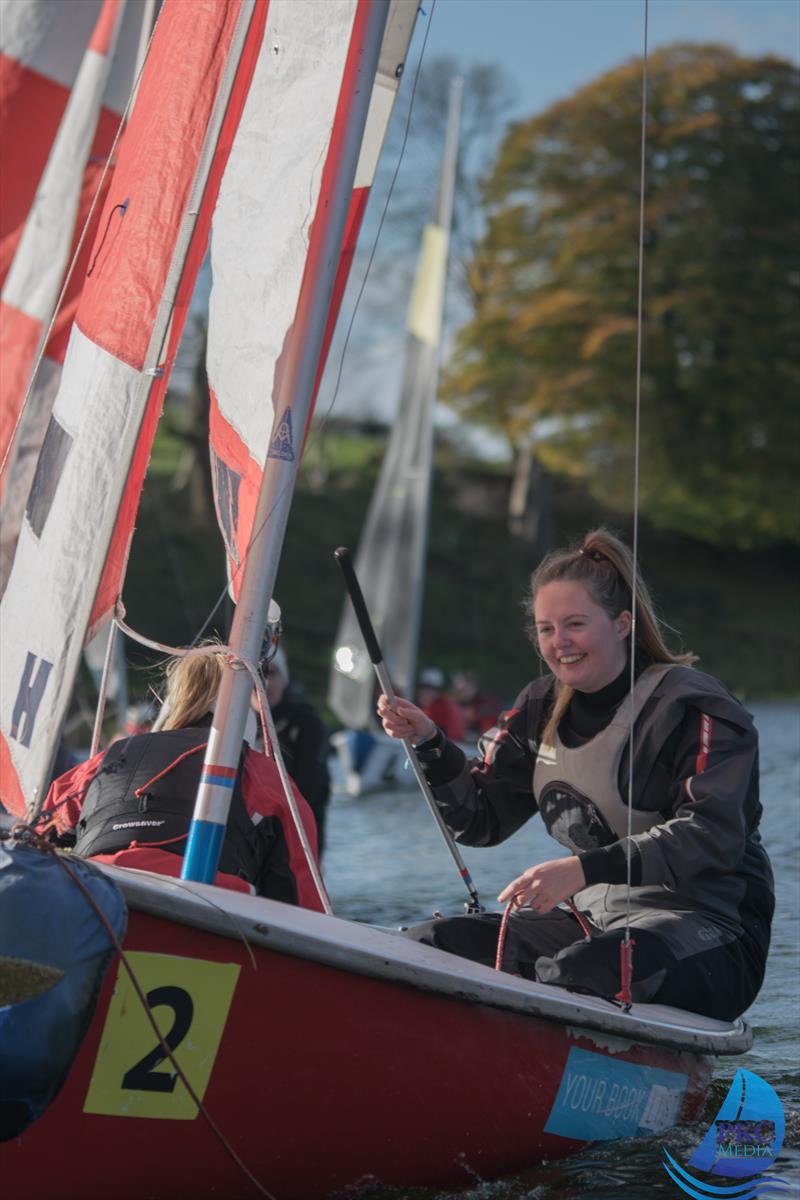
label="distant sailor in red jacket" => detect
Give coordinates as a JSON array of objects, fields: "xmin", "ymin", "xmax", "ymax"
[
  {"xmin": 416, "ymin": 667, "xmax": 467, "ymax": 742},
  {"xmin": 42, "ymin": 643, "xmax": 324, "ymax": 911},
  {"xmin": 452, "ymin": 669, "xmax": 500, "ymax": 737}
]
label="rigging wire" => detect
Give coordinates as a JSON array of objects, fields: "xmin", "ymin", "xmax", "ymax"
[
  {"xmin": 618, "ymin": 0, "xmax": 650, "ymax": 1011},
  {"xmin": 313, "ymin": 0, "xmax": 440, "ymax": 432}
]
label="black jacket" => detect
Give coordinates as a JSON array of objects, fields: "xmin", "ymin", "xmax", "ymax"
[
  {"xmin": 271, "ymin": 685, "xmax": 330, "ymax": 828},
  {"xmin": 418, "ymin": 665, "xmax": 774, "ymax": 936},
  {"xmin": 73, "ymin": 726, "xmax": 299, "ymax": 903}
]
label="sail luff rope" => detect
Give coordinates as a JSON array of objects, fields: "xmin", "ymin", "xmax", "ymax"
[
  {"xmin": 620, "ymin": 0, "xmax": 650, "ymax": 1009},
  {"xmin": 0, "ymin": 5, "xmax": 162, "ymax": 480}
]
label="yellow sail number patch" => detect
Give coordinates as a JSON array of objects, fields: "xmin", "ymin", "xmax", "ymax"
[{"xmin": 84, "ymin": 951, "xmax": 240, "ymax": 1120}]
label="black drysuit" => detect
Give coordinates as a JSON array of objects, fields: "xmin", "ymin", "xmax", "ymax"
[{"xmin": 405, "ymin": 664, "xmax": 774, "ymax": 1020}]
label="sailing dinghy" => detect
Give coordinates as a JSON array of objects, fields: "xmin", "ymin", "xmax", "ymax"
[{"xmin": 1, "ymin": 3, "xmax": 753, "ymax": 1196}]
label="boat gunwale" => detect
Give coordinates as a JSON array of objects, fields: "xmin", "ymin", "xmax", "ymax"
[{"xmin": 100, "ymin": 862, "xmax": 752, "ymax": 1057}]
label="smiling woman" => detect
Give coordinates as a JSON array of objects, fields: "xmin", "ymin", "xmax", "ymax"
[
  {"xmin": 376, "ymin": 527, "xmax": 775, "ymax": 1023},
  {"xmin": 529, "ymin": 529, "xmax": 697, "ymax": 746},
  {"xmin": 534, "ymin": 579, "xmax": 631, "ymax": 696}
]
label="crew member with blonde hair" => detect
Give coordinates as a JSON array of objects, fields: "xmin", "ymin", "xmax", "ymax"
[
  {"xmin": 378, "ymin": 528, "xmax": 773, "ymax": 1019},
  {"xmin": 42, "ymin": 643, "xmax": 324, "ymax": 910}
]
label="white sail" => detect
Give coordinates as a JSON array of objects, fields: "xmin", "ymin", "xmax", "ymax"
[
  {"xmin": 0, "ymin": 0, "xmax": 269, "ymax": 815},
  {"xmin": 328, "ymin": 78, "xmax": 463, "ymax": 729},
  {"xmin": 208, "ymin": 0, "xmax": 416, "ymax": 597},
  {"xmin": 0, "ymin": 0, "xmax": 415, "ymax": 820}
]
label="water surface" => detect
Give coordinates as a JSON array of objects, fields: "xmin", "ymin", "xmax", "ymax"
[{"xmin": 323, "ymin": 702, "xmax": 800, "ymax": 1198}]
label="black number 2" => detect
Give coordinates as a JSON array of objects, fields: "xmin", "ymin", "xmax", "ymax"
[{"xmin": 121, "ymin": 985, "xmax": 194, "ymax": 1093}]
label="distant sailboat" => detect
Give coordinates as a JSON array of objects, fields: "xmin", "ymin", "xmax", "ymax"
[{"xmin": 328, "ymin": 76, "xmax": 462, "ymax": 794}]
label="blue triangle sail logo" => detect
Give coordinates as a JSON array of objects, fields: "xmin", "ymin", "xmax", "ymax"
[
  {"xmin": 268, "ymin": 406, "xmax": 295, "ymax": 462},
  {"xmin": 662, "ymin": 1069, "xmax": 787, "ymax": 1198}
]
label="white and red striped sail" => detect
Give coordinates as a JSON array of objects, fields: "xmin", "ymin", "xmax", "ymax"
[
  {"xmin": 0, "ymin": 0, "xmax": 269, "ymax": 815},
  {"xmin": 0, "ymin": 0, "xmax": 104, "ymax": 289},
  {"xmin": 0, "ymin": 0, "xmax": 415, "ymax": 818},
  {"xmin": 0, "ymin": 0, "xmax": 150, "ymax": 579},
  {"xmin": 208, "ymin": 0, "xmax": 416, "ymax": 597}
]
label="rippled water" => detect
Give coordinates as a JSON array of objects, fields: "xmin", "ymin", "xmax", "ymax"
[{"xmin": 323, "ymin": 702, "xmax": 800, "ymax": 1198}]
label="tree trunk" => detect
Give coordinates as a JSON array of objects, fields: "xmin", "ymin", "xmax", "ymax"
[{"xmin": 508, "ymin": 434, "xmax": 553, "ymax": 554}]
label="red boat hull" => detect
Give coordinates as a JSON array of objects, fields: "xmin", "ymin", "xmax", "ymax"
[{"xmin": 5, "ymin": 884, "xmax": 720, "ymax": 1200}]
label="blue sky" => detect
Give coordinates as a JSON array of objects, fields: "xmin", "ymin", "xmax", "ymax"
[{"xmin": 418, "ymin": 0, "xmax": 799, "ymax": 121}]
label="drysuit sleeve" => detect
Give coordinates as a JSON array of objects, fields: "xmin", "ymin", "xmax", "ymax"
[
  {"xmin": 242, "ymin": 750, "xmax": 325, "ymax": 912},
  {"xmin": 415, "ymin": 689, "xmax": 540, "ymax": 847}
]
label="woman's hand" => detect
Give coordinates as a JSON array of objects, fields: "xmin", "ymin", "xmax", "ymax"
[
  {"xmin": 377, "ymin": 694, "xmax": 436, "ymax": 744},
  {"xmin": 497, "ymin": 856, "xmax": 586, "ymax": 913}
]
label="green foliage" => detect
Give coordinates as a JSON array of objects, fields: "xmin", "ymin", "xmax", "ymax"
[{"xmin": 443, "ymin": 45, "xmax": 800, "ymax": 548}]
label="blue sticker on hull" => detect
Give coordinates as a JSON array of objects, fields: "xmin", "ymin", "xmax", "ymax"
[{"xmin": 544, "ymin": 1047, "xmax": 688, "ymax": 1142}]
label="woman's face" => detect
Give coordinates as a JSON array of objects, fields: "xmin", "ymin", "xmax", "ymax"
[{"xmin": 533, "ymin": 580, "xmax": 631, "ymax": 693}]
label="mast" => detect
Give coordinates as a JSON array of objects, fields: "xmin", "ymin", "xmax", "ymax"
[
  {"xmin": 328, "ymin": 76, "xmax": 463, "ymax": 729},
  {"xmin": 182, "ymin": 0, "xmax": 393, "ymax": 885}
]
